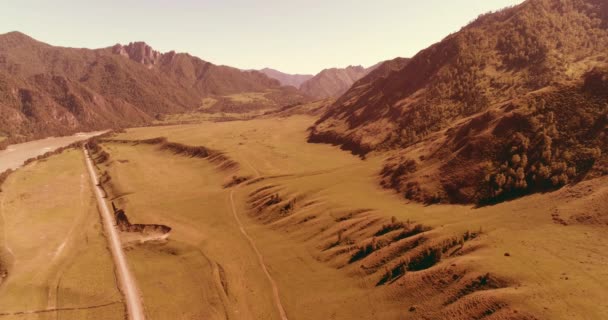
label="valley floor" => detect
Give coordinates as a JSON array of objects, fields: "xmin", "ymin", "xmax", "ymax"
[
  {"xmin": 1, "ymin": 115, "xmax": 606, "ymax": 319},
  {"xmin": 108, "ymin": 116, "xmax": 608, "ymax": 319}
]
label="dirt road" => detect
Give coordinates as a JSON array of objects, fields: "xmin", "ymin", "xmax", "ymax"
[
  {"xmin": 84, "ymin": 148, "xmax": 146, "ymax": 320},
  {"xmin": 229, "ymin": 188, "xmax": 288, "ymax": 320}
]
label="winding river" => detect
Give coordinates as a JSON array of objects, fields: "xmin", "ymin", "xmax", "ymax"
[{"xmin": 0, "ymin": 131, "xmax": 106, "ymax": 172}]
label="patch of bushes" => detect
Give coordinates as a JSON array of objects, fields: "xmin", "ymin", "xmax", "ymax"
[
  {"xmin": 104, "ymin": 136, "xmax": 238, "ymax": 170},
  {"xmin": 299, "ymin": 215, "xmax": 317, "ymax": 224},
  {"xmin": 325, "ymin": 229, "xmax": 356, "ymax": 251},
  {"xmin": 280, "ymin": 199, "xmax": 296, "ymax": 214},
  {"xmin": 334, "ymin": 209, "xmax": 373, "ymax": 222},
  {"xmin": 265, "ymin": 194, "xmax": 281, "ymax": 207},
  {"xmin": 377, "ymin": 246, "xmax": 443, "ymax": 286},
  {"xmin": 377, "ymin": 230, "xmax": 480, "ymax": 286},
  {"xmin": 393, "ymin": 224, "xmax": 431, "ymax": 241},
  {"xmin": 480, "ymin": 85, "xmax": 607, "ymax": 203},
  {"xmin": 380, "ymin": 157, "xmax": 417, "ymax": 190},
  {"xmin": 409, "ymin": 247, "xmax": 444, "ymax": 271},
  {"xmin": 377, "ymin": 259, "xmax": 409, "ymax": 286},
  {"xmin": 444, "ymin": 273, "xmax": 505, "ymax": 305},
  {"xmin": 349, "ymin": 238, "xmax": 390, "ymax": 263},
  {"xmin": 223, "ymin": 175, "xmax": 251, "ymax": 188},
  {"xmin": 375, "ymin": 216, "xmax": 406, "ymax": 236}
]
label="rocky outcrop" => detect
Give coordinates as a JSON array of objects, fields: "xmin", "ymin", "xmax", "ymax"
[{"xmin": 112, "ymin": 42, "xmax": 162, "ymax": 66}]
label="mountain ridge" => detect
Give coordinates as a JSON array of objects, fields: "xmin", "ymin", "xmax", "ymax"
[
  {"xmin": 310, "ymin": 0, "xmax": 608, "ymax": 204},
  {"xmin": 0, "ymin": 32, "xmax": 307, "ymax": 145},
  {"xmin": 299, "ymin": 64, "xmax": 380, "ymax": 99},
  {"xmin": 258, "ymin": 68, "xmax": 313, "ymax": 88}
]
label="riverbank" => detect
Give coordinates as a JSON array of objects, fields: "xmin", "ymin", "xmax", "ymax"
[{"xmin": 0, "ymin": 131, "xmax": 106, "ymax": 172}]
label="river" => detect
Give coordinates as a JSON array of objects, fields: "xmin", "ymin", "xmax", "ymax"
[{"xmin": 0, "ymin": 131, "xmax": 106, "ymax": 172}]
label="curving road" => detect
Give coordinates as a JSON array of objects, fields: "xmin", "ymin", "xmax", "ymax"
[
  {"xmin": 229, "ymin": 190, "xmax": 288, "ymax": 320},
  {"xmin": 84, "ymin": 148, "xmax": 146, "ymax": 320},
  {"xmin": 229, "ymin": 156, "xmax": 288, "ymax": 320}
]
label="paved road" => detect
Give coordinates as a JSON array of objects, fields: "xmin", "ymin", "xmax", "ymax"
[{"xmin": 84, "ymin": 148, "xmax": 146, "ymax": 320}]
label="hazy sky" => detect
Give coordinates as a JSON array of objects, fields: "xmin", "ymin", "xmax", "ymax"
[{"xmin": 2, "ymin": 0, "xmax": 524, "ymax": 74}]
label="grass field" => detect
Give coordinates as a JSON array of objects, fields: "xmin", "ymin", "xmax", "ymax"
[
  {"xmin": 225, "ymin": 91, "xmax": 273, "ymax": 104},
  {"xmin": 104, "ymin": 115, "xmax": 608, "ymax": 319},
  {"xmin": 152, "ymin": 111, "xmax": 258, "ymax": 125},
  {"xmin": 97, "ymin": 143, "xmax": 279, "ymax": 320},
  {"xmin": 0, "ymin": 149, "xmax": 124, "ymax": 319}
]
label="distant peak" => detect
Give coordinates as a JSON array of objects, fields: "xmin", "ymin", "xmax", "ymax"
[
  {"xmin": 0, "ymin": 31, "xmax": 36, "ymax": 42},
  {"xmin": 3, "ymin": 31, "xmax": 27, "ymax": 37},
  {"xmin": 0, "ymin": 31, "xmax": 44, "ymax": 48},
  {"xmin": 112, "ymin": 41, "xmax": 162, "ymax": 66}
]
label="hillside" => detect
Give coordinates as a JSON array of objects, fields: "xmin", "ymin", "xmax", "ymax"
[
  {"xmin": 0, "ymin": 32, "xmax": 307, "ymax": 145},
  {"xmin": 259, "ymin": 68, "xmax": 313, "ymax": 88},
  {"xmin": 300, "ymin": 64, "xmax": 378, "ymax": 99},
  {"xmin": 310, "ymin": 0, "xmax": 608, "ymax": 204}
]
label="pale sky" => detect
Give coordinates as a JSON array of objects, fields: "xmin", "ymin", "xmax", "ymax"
[{"xmin": 1, "ymin": 0, "xmax": 524, "ymax": 74}]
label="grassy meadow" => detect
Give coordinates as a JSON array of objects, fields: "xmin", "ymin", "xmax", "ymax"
[{"xmin": 0, "ymin": 149, "xmax": 124, "ymax": 319}]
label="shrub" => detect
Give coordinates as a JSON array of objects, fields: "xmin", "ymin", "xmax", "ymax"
[
  {"xmin": 375, "ymin": 217, "xmax": 406, "ymax": 236},
  {"xmin": 349, "ymin": 238, "xmax": 389, "ymax": 263}
]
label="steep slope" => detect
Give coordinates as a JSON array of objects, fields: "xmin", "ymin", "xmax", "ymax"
[
  {"xmin": 300, "ymin": 65, "xmax": 378, "ymax": 99},
  {"xmin": 0, "ymin": 33, "xmax": 307, "ymax": 144},
  {"xmin": 259, "ymin": 68, "xmax": 313, "ymax": 88},
  {"xmin": 310, "ymin": 0, "xmax": 608, "ymax": 203}
]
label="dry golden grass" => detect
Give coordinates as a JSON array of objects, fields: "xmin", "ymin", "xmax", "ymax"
[
  {"xmin": 0, "ymin": 149, "xmax": 124, "ymax": 319},
  {"xmin": 152, "ymin": 111, "xmax": 260, "ymax": 125},
  {"xmin": 225, "ymin": 91, "xmax": 273, "ymax": 104},
  {"xmin": 105, "ymin": 115, "xmax": 608, "ymax": 319},
  {"xmin": 95, "ymin": 143, "xmax": 280, "ymax": 320}
]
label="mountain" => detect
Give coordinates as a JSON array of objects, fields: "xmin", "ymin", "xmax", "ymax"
[
  {"xmin": 0, "ymin": 32, "xmax": 307, "ymax": 144},
  {"xmin": 310, "ymin": 0, "xmax": 608, "ymax": 204},
  {"xmin": 299, "ymin": 64, "xmax": 378, "ymax": 99},
  {"xmin": 259, "ymin": 68, "xmax": 313, "ymax": 88}
]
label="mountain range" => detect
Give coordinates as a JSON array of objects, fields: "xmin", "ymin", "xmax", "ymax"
[
  {"xmin": 258, "ymin": 68, "xmax": 313, "ymax": 88},
  {"xmin": 259, "ymin": 64, "xmax": 381, "ymax": 99},
  {"xmin": 299, "ymin": 65, "xmax": 378, "ymax": 99},
  {"xmin": 0, "ymin": 33, "xmax": 307, "ymax": 143}
]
